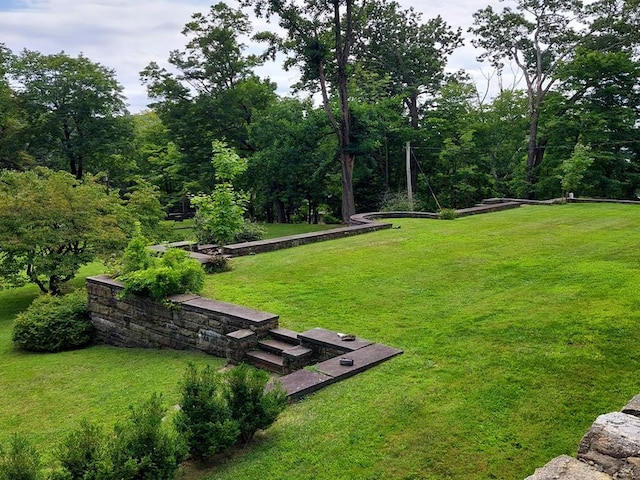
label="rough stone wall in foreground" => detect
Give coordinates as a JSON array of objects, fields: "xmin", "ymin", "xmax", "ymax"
[{"xmin": 525, "ymin": 394, "xmax": 640, "ymax": 479}]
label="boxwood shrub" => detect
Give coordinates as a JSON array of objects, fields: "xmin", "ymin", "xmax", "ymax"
[{"xmin": 12, "ymin": 289, "xmax": 93, "ymax": 353}]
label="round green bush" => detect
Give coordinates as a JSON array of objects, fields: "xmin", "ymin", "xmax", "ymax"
[
  {"xmin": 118, "ymin": 248, "xmax": 205, "ymax": 300},
  {"xmin": 12, "ymin": 289, "xmax": 93, "ymax": 353}
]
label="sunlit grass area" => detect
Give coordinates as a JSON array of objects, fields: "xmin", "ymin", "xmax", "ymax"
[
  {"xmin": 1, "ymin": 204, "xmax": 639, "ymax": 479},
  {"xmin": 0, "ymin": 264, "xmax": 221, "ymax": 465},
  {"xmin": 201, "ymin": 204, "xmax": 640, "ymax": 479}
]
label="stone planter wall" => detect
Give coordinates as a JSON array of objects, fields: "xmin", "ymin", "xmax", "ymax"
[{"xmin": 86, "ymin": 275, "xmax": 278, "ymax": 361}]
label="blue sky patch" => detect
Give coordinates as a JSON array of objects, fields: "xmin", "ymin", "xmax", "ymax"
[{"xmin": 0, "ymin": 0, "xmax": 28, "ymax": 12}]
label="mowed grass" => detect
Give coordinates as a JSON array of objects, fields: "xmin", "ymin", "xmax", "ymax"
[
  {"xmin": 1, "ymin": 204, "xmax": 639, "ymax": 479},
  {"xmin": 163, "ymin": 218, "xmax": 338, "ymax": 242},
  {"xmin": 0, "ymin": 264, "xmax": 222, "ymax": 466},
  {"xmin": 198, "ymin": 204, "xmax": 640, "ymax": 479}
]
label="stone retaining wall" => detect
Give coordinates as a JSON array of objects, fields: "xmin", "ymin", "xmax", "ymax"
[
  {"xmin": 220, "ymin": 222, "xmax": 392, "ymax": 257},
  {"xmin": 526, "ymin": 394, "xmax": 640, "ymax": 479},
  {"xmin": 86, "ymin": 275, "xmax": 278, "ymax": 360}
]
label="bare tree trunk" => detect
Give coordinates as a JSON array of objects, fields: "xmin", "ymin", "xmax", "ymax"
[{"xmin": 525, "ymin": 109, "xmax": 548, "ymax": 199}]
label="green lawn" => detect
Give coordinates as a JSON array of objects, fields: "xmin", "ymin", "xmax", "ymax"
[
  {"xmin": 0, "ymin": 264, "xmax": 222, "ymax": 466},
  {"xmin": 1, "ymin": 204, "xmax": 639, "ymax": 479},
  {"xmin": 200, "ymin": 204, "xmax": 640, "ymax": 479},
  {"xmin": 163, "ymin": 219, "xmax": 339, "ymax": 242}
]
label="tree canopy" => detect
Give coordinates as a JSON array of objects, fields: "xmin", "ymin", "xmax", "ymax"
[
  {"xmin": 0, "ymin": 168, "xmax": 132, "ymax": 294},
  {"xmin": 1, "ymin": 0, "xmax": 639, "ymax": 234}
]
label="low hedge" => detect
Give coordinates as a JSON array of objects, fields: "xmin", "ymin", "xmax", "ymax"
[{"xmin": 12, "ymin": 289, "xmax": 93, "ymax": 353}]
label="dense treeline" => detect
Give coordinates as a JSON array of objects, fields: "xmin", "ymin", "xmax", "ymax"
[{"xmin": 1, "ymin": 0, "xmax": 639, "ymax": 224}]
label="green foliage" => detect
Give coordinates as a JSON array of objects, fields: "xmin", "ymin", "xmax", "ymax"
[
  {"xmin": 7, "ymin": 49, "xmax": 131, "ymax": 181},
  {"xmin": 0, "ymin": 434, "xmax": 41, "ymax": 480},
  {"xmin": 110, "ymin": 393, "xmax": 186, "ymax": 480},
  {"xmin": 211, "ymin": 139, "xmax": 248, "ymax": 181},
  {"xmin": 560, "ymin": 142, "xmax": 595, "ymax": 196},
  {"xmin": 12, "ymin": 289, "xmax": 93, "ymax": 353},
  {"xmin": 232, "ymin": 221, "xmax": 267, "ymax": 243},
  {"xmin": 192, "ymin": 186, "xmax": 247, "ymax": 246},
  {"xmin": 0, "ymin": 168, "xmax": 130, "ymax": 295},
  {"xmin": 380, "ymin": 192, "xmax": 415, "ymax": 212},
  {"xmin": 118, "ymin": 248, "xmax": 204, "ymax": 300},
  {"xmin": 175, "ymin": 363, "xmax": 286, "ymax": 459},
  {"xmin": 438, "ymin": 208, "xmax": 459, "ymax": 220},
  {"xmin": 53, "ymin": 420, "xmax": 110, "ymax": 480},
  {"xmin": 246, "ymin": 98, "xmax": 334, "ymax": 223},
  {"xmin": 192, "ymin": 141, "xmax": 249, "ymax": 246},
  {"xmin": 174, "ymin": 363, "xmax": 239, "ymax": 459},
  {"xmin": 120, "ymin": 224, "xmax": 155, "ymax": 275},
  {"xmin": 225, "ymin": 364, "xmax": 287, "ymax": 443},
  {"xmin": 124, "ymin": 181, "xmax": 168, "ymax": 242}
]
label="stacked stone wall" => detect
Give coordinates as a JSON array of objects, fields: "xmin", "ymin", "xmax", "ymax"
[
  {"xmin": 526, "ymin": 394, "xmax": 640, "ymax": 479},
  {"xmin": 86, "ymin": 275, "xmax": 278, "ymax": 359}
]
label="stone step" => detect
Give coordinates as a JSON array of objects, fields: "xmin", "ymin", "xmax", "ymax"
[
  {"xmin": 246, "ymin": 350, "xmax": 284, "ymax": 374},
  {"xmin": 269, "ymin": 327, "xmax": 300, "ymax": 344},
  {"xmin": 259, "ymin": 338, "xmax": 299, "ymax": 355}
]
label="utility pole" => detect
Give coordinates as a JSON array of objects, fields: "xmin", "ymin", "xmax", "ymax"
[{"xmin": 406, "ymin": 141, "xmax": 413, "ymax": 210}]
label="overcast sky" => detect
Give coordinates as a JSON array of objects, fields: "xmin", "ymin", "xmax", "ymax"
[{"xmin": 1, "ymin": 0, "xmax": 510, "ymax": 113}]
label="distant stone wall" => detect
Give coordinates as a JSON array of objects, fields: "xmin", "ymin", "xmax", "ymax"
[
  {"xmin": 86, "ymin": 275, "xmax": 278, "ymax": 359},
  {"xmin": 220, "ymin": 222, "xmax": 392, "ymax": 257}
]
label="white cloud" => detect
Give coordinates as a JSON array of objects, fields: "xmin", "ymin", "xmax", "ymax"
[{"xmin": 1, "ymin": 0, "xmax": 512, "ymax": 113}]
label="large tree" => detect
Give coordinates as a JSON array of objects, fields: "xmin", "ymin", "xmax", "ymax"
[
  {"xmin": 470, "ymin": 0, "xmax": 588, "ymax": 197},
  {"xmin": 246, "ymin": 98, "xmax": 335, "ymax": 223},
  {"xmin": 243, "ymin": 0, "xmax": 361, "ymax": 223},
  {"xmin": 357, "ymin": 1, "xmax": 462, "ymax": 131},
  {"xmin": 7, "ymin": 49, "xmax": 132, "ymax": 180},
  {"xmin": 140, "ymin": 2, "xmax": 277, "ymax": 193},
  {"xmin": 471, "ymin": 0, "xmax": 640, "ymax": 198},
  {"xmin": 0, "ymin": 168, "xmax": 131, "ymax": 294},
  {"xmin": 0, "ymin": 45, "xmax": 29, "ymax": 170},
  {"xmin": 355, "ymin": 1, "xmax": 463, "ymax": 194}
]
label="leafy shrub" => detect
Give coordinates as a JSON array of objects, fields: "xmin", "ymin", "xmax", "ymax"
[
  {"xmin": 438, "ymin": 208, "xmax": 459, "ymax": 220},
  {"xmin": 380, "ymin": 192, "xmax": 415, "ymax": 212},
  {"xmin": 191, "ymin": 141, "xmax": 249, "ymax": 246},
  {"xmin": 225, "ymin": 364, "xmax": 287, "ymax": 443},
  {"xmin": 120, "ymin": 223, "xmax": 156, "ymax": 275},
  {"xmin": 203, "ymin": 254, "xmax": 232, "ymax": 274},
  {"xmin": 118, "ymin": 248, "xmax": 204, "ymax": 300},
  {"xmin": 232, "ymin": 221, "xmax": 266, "ymax": 243},
  {"xmin": 110, "ymin": 393, "xmax": 186, "ymax": 480},
  {"xmin": 12, "ymin": 289, "xmax": 93, "ymax": 353},
  {"xmin": 52, "ymin": 420, "xmax": 110, "ymax": 480},
  {"xmin": 0, "ymin": 434, "xmax": 41, "ymax": 480},
  {"xmin": 175, "ymin": 363, "xmax": 239, "ymax": 459}
]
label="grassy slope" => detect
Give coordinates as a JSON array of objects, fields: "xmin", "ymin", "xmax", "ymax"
[
  {"xmin": 0, "ymin": 264, "xmax": 222, "ymax": 465},
  {"xmin": 1, "ymin": 205, "xmax": 638, "ymax": 478},
  {"xmin": 199, "ymin": 204, "xmax": 640, "ymax": 480}
]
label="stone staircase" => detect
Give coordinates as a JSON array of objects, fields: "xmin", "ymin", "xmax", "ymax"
[
  {"xmin": 243, "ymin": 326, "xmax": 403, "ymax": 400},
  {"xmin": 245, "ymin": 327, "xmax": 313, "ymax": 375}
]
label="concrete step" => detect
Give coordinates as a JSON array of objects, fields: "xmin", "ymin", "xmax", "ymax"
[
  {"xmin": 246, "ymin": 350, "xmax": 284, "ymax": 374},
  {"xmin": 269, "ymin": 327, "xmax": 300, "ymax": 344},
  {"xmin": 259, "ymin": 338, "xmax": 298, "ymax": 355}
]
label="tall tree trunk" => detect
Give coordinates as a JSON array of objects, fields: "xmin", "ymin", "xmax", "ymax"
[
  {"xmin": 525, "ymin": 109, "xmax": 548, "ymax": 199},
  {"xmin": 340, "ymin": 152, "xmax": 356, "ymax": 223},
  {"xmin": 275, "ymin": 199, "xmax": 286, "ymax": 223}
]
